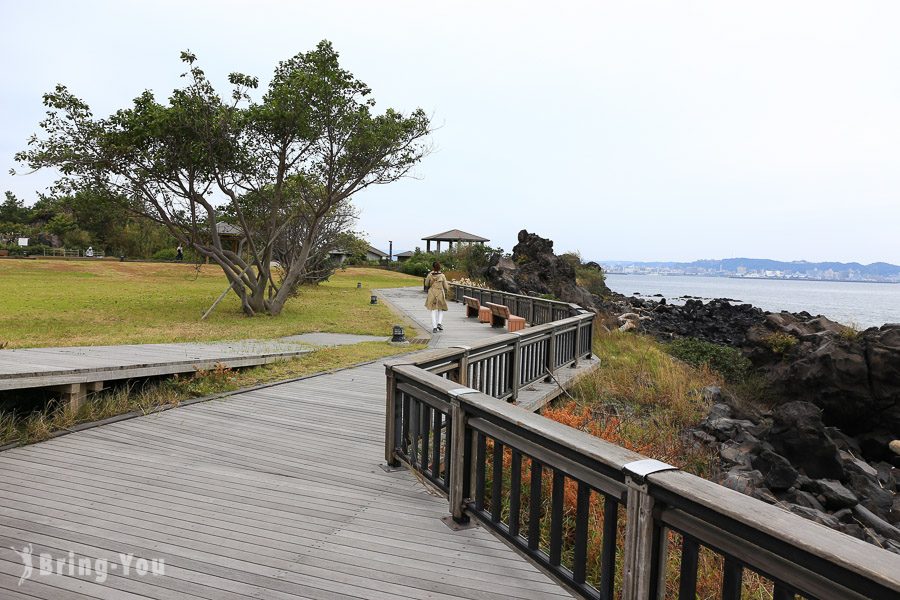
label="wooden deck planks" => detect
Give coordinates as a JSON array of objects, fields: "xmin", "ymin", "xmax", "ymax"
[
  {"xmin": 0, "ymin": 340, "xmax": 316, "ymax": 390},
  {"xmin": 0, "ymin": 287, "xmax": 573, "ymax": 599}
]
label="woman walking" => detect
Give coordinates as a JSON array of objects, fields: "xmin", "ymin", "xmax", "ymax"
[{"xmin": 425, "ymin": 261, "xmax": 450, "ymax": 333}]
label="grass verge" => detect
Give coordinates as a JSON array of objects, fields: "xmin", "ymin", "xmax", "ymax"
[
  {"xmin": 0, "ymin": 261, "xmax": 420, "ymax": 348},
  {"xmin": 0, "ymin": 341, "xmax": 423, "ymax": 448}
]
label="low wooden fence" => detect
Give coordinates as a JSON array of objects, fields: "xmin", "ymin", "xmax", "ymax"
[{"xmin": 384, "ymin": 286, "xmax": 900, "ymax": 600}]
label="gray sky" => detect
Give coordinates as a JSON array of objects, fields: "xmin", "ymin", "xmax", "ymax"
[{"xmin": 2, "ymin": 1, "xmax": 899, "ymax": 263}]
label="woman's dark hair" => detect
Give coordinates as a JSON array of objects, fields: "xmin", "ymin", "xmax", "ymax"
[{"xmin": 432, "ymin": 261, "xmax": 441, "ymax": 272}]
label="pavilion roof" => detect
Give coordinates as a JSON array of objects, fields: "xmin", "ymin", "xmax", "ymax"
[{"xmin": 422, "ymin": 229, "xmax": 489, "ymax": 242}]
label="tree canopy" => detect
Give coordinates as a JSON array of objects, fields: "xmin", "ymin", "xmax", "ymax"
[{"xmin": 16, "ymin": 40, "xmax": 431, "ymax": 315}]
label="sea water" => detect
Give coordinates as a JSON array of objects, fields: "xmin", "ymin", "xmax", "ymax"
[{"xmin": 605, "ymin": 274, "xmax": 900, "ymax": 329}]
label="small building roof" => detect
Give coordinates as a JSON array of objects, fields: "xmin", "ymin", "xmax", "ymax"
[
  {"xmin": 215, "ymin": 222, "xmax": 243, "ymax": 236},
  {"xmin": 366, "ymin": 245, "xmax": 389, "ymax": 258},
  {"xmin": 422, "ymin": 229, "xmax": 489, "ymax": 242},
  {"xmin": 394, "ymin": 250, "xmax": 415, "ymax": 258}
]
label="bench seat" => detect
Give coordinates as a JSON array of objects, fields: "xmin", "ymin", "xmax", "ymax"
[
  {"xmin": 463, "ymin": 295, "xmax": 493, "ymax": 323},
  {"xmin": 484, "ymin": 302, "xmax": 526, "ymax": 332}
]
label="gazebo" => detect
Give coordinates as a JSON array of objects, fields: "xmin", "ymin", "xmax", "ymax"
[
  {"xmin": 215, "ymin": 222, "xmax": 244, "ymax": 254},
  {"xmin": 422, "ymin": 229, "xmax": 489, "ymax": 253}
]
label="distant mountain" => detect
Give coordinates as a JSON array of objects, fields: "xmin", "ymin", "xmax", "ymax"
[{"xmin": 600, "ymin": 258, "xmax": 900, "ymax": 282}]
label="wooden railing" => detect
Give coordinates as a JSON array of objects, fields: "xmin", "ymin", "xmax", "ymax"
[{"xmin": 384, "ymin": 286, "xmax": 900, "ymax": 600}]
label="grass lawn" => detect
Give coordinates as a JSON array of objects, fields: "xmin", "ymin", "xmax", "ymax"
[{"xmin": 0, "ymin": 259, "xmax": 422, "ymax": 348}]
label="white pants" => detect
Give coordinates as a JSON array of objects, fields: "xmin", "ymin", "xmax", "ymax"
[{"xmin": 431, "ymin": 310, "xmax": 444, "ymax": 329}]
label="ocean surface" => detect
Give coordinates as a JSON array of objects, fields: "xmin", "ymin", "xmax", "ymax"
[{"xmin": 605, "ymin": 274, "xmax": 900, "ymax": 329}]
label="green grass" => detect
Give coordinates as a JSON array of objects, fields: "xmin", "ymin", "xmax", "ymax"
[
  {"xmin": 0, "ymin": 341, "xmax": 424, "ymax": 447},
  {"xmin": 0, "ymin": 260, "xmax": 421, "ymax": 348}
]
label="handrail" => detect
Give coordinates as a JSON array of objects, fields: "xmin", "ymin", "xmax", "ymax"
[{"xmin": 384, "ymin": 285, "xmax": 900, "ymax": 600}]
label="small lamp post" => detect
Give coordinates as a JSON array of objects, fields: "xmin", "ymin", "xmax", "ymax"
[
  {"xmin": 370, "ymin": 294, "xmax": 378, "ymax": 304},
  {"xmin": 391, "ymin": 325, "xmax": 406, "ymax": 343}
]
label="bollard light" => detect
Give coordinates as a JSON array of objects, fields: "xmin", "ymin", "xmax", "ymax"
[
  {"xmin": 357, "ymin": 282, "xmax": 362, "ymax": 289},
  {"xmin": 391, "ymin": 325, "xmax": 406, "ymax": 343},
  {"xmin": 370, "ymin": 295, "xmax": 378, "ymax": 304}
]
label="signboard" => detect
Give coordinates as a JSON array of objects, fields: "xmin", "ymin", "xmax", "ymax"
[{"xmin": 17, "ymin": 238, "xmax": 28, "ymax": 247}]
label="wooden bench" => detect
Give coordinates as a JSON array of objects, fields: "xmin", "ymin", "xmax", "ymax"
[
  {"xmin": 484, "ymin": 302, "xmax": 526, "ymax": 332},
  {"xmin": 463, "ymin": 296, "xmax": 492, "ymax": 323}
]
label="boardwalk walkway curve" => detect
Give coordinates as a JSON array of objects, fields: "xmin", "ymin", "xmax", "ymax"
[{"xmin": 0, "ymin": 286, "xmax": 575, "ymax": 600}]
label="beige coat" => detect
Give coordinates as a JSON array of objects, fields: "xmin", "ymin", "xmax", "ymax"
[{"xmin": 425, "ymin": 272, "xmax": 450, "ymax": 311}]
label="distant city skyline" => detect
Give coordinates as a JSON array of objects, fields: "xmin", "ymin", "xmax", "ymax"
[
  {"xmin": 599, "ymin": 257, "xmax": 900, "ymax": 283},
  {"xmin": 3, "ymin": 2, "xmax": 899, "ymax": 264}
]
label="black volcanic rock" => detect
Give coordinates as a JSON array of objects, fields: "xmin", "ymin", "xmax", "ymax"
[
  {"xmin": 768, "ymin": 402, "xmax": 844, "ymax": 480},
  {"xmin": 479, "ymin": 230, "xmax": 598, "ymax": 309}
]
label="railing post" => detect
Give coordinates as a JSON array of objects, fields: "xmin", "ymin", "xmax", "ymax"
[
  {"xmin": 384, "ymin": 365, "xmax": 400, "ymax": 467},
  {"xmin": 511, "ymin": 334, "xmax": 522, "ymax": 401},
  {"xmin": 448, "ymin": 400, "xmax": 468, "ymax": 523},
  {"xmin": 622, "ymin": 478, "xmax": 656, "ymax": 600},
  {"xmin": 622, "ymin": 459, "xmax": 678, "ymax": 600},
  {"xmin": 458, "ymin": 347, "xmax": 470, "ymax": 386}
]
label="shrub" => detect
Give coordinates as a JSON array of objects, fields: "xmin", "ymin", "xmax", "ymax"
[
  {"xmin": 667, "ymin": 337, "xmax": 752, "ymax": 383},
  {"xmin": 762, "ymin": 331, "xmax": 798, "ymax": 355},
  {"xmin": 151, "ymin": 248, "xmax": 178, "ymax": 261},
  {"xmin": 577, "ymin": 266, "xmax": 607, "ymax": 296}
]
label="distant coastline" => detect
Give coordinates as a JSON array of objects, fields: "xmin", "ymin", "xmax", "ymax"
[
  {"xmin": 607, "ymin": 272, "xmax": 900, "ymax": 285},
  {"xmin": 600, "ymin": 257, "xmax": 900, "ymax": 284}
]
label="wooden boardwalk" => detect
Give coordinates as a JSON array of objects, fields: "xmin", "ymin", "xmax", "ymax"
[
  {"xmin": 0, "ymin": 289, "xmax": 572, "ymax": 599},
  {"xmin": 0, "ymin": 340, "xmax": 316, "ymax": 393}
]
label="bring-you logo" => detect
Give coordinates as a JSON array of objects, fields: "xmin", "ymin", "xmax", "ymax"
[{"xmin": 9, "ymin": 544, "xmax": 165, "ymax": 586}]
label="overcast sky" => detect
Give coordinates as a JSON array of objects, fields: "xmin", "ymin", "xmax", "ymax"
[{"xmin": 2, "ymin": 1, "xmax": 899, "ymax": 263}]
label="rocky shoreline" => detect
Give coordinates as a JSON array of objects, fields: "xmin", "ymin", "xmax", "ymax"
[{"xmin": 475, "ymin": 230, "xmax": 898, "ymax": 552}]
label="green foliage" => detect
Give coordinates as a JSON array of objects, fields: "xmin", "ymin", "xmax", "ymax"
[
  {"xmin": 398, "ymin": 244, "xmax": 502, "ymax": 278},
  {"xmin": 0, "ymin": 192, "xmax": 29, "ymax": 224},
  {"xmin": 152, "ymin": 248, "xmax": 179, "ymax": 261},
  {"xmin": 666, "ymin": 337, "xmax": 752, "ymax": 383},
  {"xmin": 338, "ymin": 232, "xmax": 373, "ymax": 266},
  {"xmin": 399, "ymin": 249, "xmax": 452, "ymax": 276},
  {"xmin": 557, "ymin": 250, "xmax": 609, "ymax": 297},
  {"xmin": 16, "ymin": 40, "xmax": 431, "ymax": 317},
  {"xmin": 0, "ymin": 189, "xmax": 178, "ymax": 258},
  {"xmin": 577, "ymin": 266, "xmax": 607, "ymax": 296},
  {"xmin": 762, "ymin": 331, "xmax": 798, "ymax": 355}
]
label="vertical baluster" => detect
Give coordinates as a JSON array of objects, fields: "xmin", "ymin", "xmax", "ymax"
[
  {"xmin": 401, "ymin": 391, "xmax": 411, "ymax": 456},
  {"xmin": 512, "ymin": 341, "xmax": 521, "ymax": 400},
  {"xmin": 549, "ymin": 470, "xmax": 565, "ymax": 565},
  {"xmin": 491, "ymin": 440, "xmax": 503, "ymax": 521},
  {"xmin": 463, "ymin": 425, "xmax": 473, "ymax": 503},
  {"xmin": 721, "ymin": 556, "xmax": 743, "ymax": 600},
  {"xmin": 475, "ymin": 432, "xmax": 487, "ymax": 512},
  {"xmin": 509, "ymin": 450, "xmax": 522, "ymax": 538},
  {"xmin": 421, "ymin": 404, "xmax": 431, "ymax": 471},
  {"xmin": 409, "ymin": 398, "xmax": 419, "ymax": 466},
  {"xmin": 572, "ymin": 482, "xmax": 591, "ymax": 584},
  {"xmin": 678, "ymin": 536, "xmax": 699, "ymax": 600},
  {"xmin": 443, "ymin": 414, "xmax": 452, "ymax": 488},
  {"xmin": 432, "ymin": 408, "xmax": 442, "ymax": 480},
  {"xmin": 599, "ymin": 495, "xmax": 618, "ymax": 600},
  {"xmin": 528, "ymin": 460, "xmax": 542, "ymax": 550}
]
